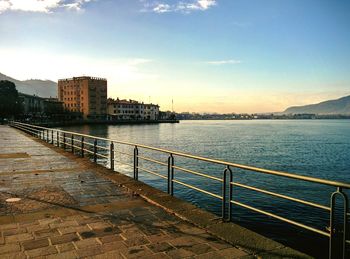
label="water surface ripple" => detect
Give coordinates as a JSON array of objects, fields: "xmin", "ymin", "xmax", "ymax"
[{"xmin": 60, "ymin": 120, "xmax": 350, "ymax": 257}]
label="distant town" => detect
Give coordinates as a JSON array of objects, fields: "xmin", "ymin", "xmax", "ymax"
[
  {"xmin": 0, "ymin": 76, "xmax": 177, "ymax": 125},
  {"xmin": 0, "ymin": 74, "xmax": 349, "ymax": 124},
  {"xmin": 176, "ymin": 112, "xmax": 350, "ymax": 120}
]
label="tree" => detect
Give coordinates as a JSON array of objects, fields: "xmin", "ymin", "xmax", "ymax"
[{"xmin": 0, "ymin": 80, "xmax": 22, "ymax": 120}]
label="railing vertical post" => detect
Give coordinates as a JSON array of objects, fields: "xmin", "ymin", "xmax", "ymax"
[
  {"xmin": 63, "ymin": 133, "xmax": 66, "ymax": 150},
  {"xmin": 133, "ymin": 146, "xmax": 139, "ymax": 180},
  {"xmin": 81, "ymin": 137, "xmax": 84, "ymax": 158},
  {"xmin": 93, "ymin": 139, "xmax": 97, "ymax": 163},
  {"xmin": 228, "ymin": 167, "xmax": 233, "ymax": 221},
  {"xmin": 57, "ymin": 131, "xmax": 59, "ymax": 147},
  {"xmin": 71, "ymin": 135, "xmax": 74, "ymax": 153},
  {"xmin": 110, "ymin": 142, "xmax": 114, "ymax": 171},
  {"xmin": 329, "ymin": 188, "xmax": 349, "ymax": 259},
  {"xmin": 222, "ymin": 167, "xmax": 227, "ymax": 220},
  {"xmin": 167, "ymin": 154, "xmax": 174, "ymax": 195},
  {"xmin": 342, "ymin": 193, "xmax": 348, "ymax": 259},
  {"xmin": 167, "ymin": 156, "xmax": 171, "ymax": 194},
  {"xmin": 170, "ymin": 154, "xmax": 174, "ymax": 196},
  {"xmin": 51, "ymin": 130, "xmax": 53, "ymax": 144},
  {"xmin": 223, "ymin": 166, "xmax": 233, "ymax": 221}
]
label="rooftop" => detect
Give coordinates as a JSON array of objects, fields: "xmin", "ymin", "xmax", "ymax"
[{"xmin": 58, "ymin": 76, "xmax": 107, "ymax": 82}]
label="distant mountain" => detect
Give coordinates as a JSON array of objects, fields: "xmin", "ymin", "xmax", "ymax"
[
  {"xmin": 284, "ymin": 95, "xmax": 350, "ymax": 115},
  {"xmin": 0, "ymin": 73, "xmax": 57, "ymax": 98}
]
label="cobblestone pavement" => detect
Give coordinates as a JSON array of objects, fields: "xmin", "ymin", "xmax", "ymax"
[{"xmin": 0, "ymin": 126, "xmax": 251, "ymax": 259}]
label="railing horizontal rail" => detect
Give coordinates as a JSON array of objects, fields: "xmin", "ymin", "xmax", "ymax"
[
  {"xmin": 138, "ymin": 155, "xmax": 168, "ymax": 166},
  {"xmin": 25, "ymin": 129, "xmax": 38, "ymax": 135},
  {"xmin": 114, "ymin": 159, "xmax": 133, "ymax": 167},
  {"xmin": 83, "ymin": 148, "xmax": 94, "ymax": 154},
  {"xmin": 173, "ymin": 165, "xmax": 222, "ymax": 182},
  {"xmin": 172, "ymin": 179, "xmax": 222, "ymax": 200},
  {"xmin": 70, "ymin": 144, "xmax": 82, "ymax": 150},
  {"xmin": 15, "ymin": 125, "xmax": 39, "ymax": 134},
  {"xmin": 11, "ymin": 121, "xmax": 350, "ymax": 189},
  {"xmin": 232, "ymin": 182, "xmax": 330, "ymax": 211},
  {"xmin": 114, "ymin": 150, "xmax": 134, "ymax": 157},
  {"xmin": 137, "ymin": 166, "xmax": 167, "ymax": 179},
  {"xmin": 95, "ymin": 153, "xmax": 109, "ymax": 159},
  {"xmin": 83, "ymin": 142, "xmax": 95, "ymax": 147},
  {"xmin": 231, "ymin": 200, "xmax": 330, "ymax": 237},
  {"xmin": 96, "ymin": 145, "xmax": 109, "ymax": 151}
]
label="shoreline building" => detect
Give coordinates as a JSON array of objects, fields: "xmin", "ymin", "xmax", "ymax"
[
  {"xmin": 19, "ymin": 93, "xmax": 63, "ymax": 117},
  {"xmin": 58, "ymin": 76, "xmax": 107, "ymax": 120},
  {"xmin": 107, "ymin": 98, "xmax": 159, "ymax": 120}
]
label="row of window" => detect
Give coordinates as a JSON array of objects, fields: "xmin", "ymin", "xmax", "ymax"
[
  {"xmin": 61, "ymin": 91, "xmax": 82, "ymax": 95},
  {"xmin": 64, "ymin": 97, "xmax": 83, "ymax": 101},
  {"xmin": 113, "ymin": 110, "xmax": 143, "ymax": 114},
  {"xmin": 112, "ymin": 104, "xmax": 141, "ymax": 109},
  {"xmin": 112, "ymin": 110, "xmax": 158, "ymax": 115},
  {"xmin": 65, "ymin": 103, "xmax": 82, "ymax": 108},
  {"xmin": 110, "ymin": 105, "xmax": 158, "ymax": 110}
]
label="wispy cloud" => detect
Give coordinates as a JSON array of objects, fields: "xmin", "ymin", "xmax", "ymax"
[
  {"xmin": 205, "ymin": 59, "xmax": 242, "ymax": 65},
  {"xmin": 141, "ymin": 0, "xmax": 217, "ymax": 14},
  {"xmin": 0, "ymin": 0, "xmax": 93, "ymax": 14}
]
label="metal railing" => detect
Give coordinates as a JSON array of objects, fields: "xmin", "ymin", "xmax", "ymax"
[{"xmin": 10, "ymin": 121, "xmax": 349, "ymax": 259}]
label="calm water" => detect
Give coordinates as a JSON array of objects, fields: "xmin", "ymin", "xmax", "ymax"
[{"xmin": 60, "ymin": 120, "xmax": 350, "ymax": 257}]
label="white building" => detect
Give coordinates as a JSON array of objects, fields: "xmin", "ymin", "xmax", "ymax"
[{"xmin": 107, "ymin": 98, "xmax": 159, "ymax": 120}]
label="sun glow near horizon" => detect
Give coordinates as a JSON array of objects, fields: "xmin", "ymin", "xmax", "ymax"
[{"xmin": 0, "ymin": 47, "xmax": 348, "ymax": 113}]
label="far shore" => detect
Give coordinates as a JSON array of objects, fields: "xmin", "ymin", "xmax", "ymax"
[{"xmin": 27, "ymin": 119, "xmax": 179, "ymax": 127}]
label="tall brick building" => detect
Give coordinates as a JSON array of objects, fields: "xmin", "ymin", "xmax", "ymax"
[{"xmin": 58, "ymin": 76, "xmax": 107, "ymax": 120}]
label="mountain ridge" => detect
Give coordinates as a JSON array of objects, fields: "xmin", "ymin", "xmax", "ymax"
[
  {"xmin": 0, "ymin": 73, "xmax": 57, "ymax": 98},
  {"xmin": 283, "ymin": 95, "xmax": 350, "ymax": 115}
]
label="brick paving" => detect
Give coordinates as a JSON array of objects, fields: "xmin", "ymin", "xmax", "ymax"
[{"xmin": 0, "ymin": 126, "xmax": 252, "ymax": 259}]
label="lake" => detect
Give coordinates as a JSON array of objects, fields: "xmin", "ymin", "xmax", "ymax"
[{"xmin": 60, "ymin": 120, "xmax": 350, "ymax": 257}]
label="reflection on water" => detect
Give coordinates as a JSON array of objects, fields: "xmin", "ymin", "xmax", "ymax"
[{"xmin": 60, "ymin": 120, "xmax": 350, "ymax": 257}]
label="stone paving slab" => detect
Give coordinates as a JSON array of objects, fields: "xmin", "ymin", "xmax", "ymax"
[{"xmin": 0, "ymin": 126, "xmax": 312, "ymax": 259}]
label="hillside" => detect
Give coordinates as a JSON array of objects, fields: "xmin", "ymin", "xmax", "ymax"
[
  {"xmin": 0, "ymin": 73, "xmax": 57, "ymax": 98},
  {"xmin": 284, "ymin": 95, "xmax": 350, "ymax": 115}
]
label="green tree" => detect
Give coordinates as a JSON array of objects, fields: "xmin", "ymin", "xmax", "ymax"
[{"xmin": 0, "ymin": 80, "xmax": 22, "ymax": 120}]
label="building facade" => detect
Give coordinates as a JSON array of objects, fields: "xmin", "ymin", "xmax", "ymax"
[
  {"xmin": 107, "ymin": 98, "xmax": 159, "ymax": 120},
  {"xmin": 19, "ymin": 93, "xmax": 63, "ymax": 116},
  {"xmin": 19, "ymin": 93, "xmax": 45, "ymax": 116},
  {"xmin": 144, "ymin": 103, "xmax": 160, "ymax": 120},
  {"xmin": 58, "ymin": 76, "xmax": 107, "ymax": 120}
]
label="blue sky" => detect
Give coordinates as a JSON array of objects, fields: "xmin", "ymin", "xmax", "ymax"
[{"xmin": 0, "ymin": 0, "xmax": 349, "ymax": 112}]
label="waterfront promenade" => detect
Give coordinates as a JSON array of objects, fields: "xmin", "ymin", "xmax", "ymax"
[{"xmin": 0, "ymin": 125, "xmax": 310, "ymax": 258}]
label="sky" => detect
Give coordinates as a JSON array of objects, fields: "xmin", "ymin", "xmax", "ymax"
[{"xmin": 0, "ymin": 0, "xmax": 349, "ymax": 113}]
